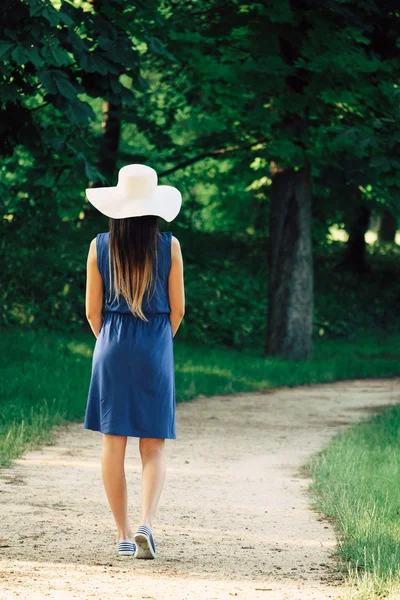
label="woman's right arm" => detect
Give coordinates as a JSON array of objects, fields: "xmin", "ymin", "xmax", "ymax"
[
  {"xmin": 85, "ymin": 238, "xmax": 104, "ymax": 338},
  {"xmin": 168, "ymin": 236, "xmax": 185, "ymax": 337}
]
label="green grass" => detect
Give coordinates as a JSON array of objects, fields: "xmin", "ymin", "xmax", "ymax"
[
  {"xmin": 1, "ymin": 326, "xmax": 399, "ymax": 468},
  {"xmin": 305, "ymin": 405, "xmax": 400, "ymax": 599}
]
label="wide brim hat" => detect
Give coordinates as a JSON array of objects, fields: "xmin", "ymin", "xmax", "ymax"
[{"xmin": 85, "ymin": 164, "xmax": 182, "ymax": 222}]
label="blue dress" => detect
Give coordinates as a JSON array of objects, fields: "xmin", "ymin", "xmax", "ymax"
[{"xmin": 83, "ymin": 230, "xmax": 176, "ymax": 439}]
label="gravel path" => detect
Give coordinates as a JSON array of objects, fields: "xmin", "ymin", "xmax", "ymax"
[{"xmin": 1, "ymin": 378, "xmax": 399, "ymax": 600}]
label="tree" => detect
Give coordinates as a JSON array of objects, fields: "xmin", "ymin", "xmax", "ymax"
[
  {"xmin": 146, "ymin": 0, "xmax": 400, "ymax": 359},
  {"xmin": 0, "ymin": 0, "xmax": 171, "ymax": 325},
  {"xmin": 266, "ymin": 165, "xmax": 313, "ymax": 358},
  {"xmin": 378, "ymin": 210, "xmax": 398, "ymax": 242},
  {"xmin": 340, "ymin": 204, "xmax": 371, "ymax": 273}
]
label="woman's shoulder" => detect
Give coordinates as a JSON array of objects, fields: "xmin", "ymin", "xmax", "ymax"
[
  {"xmin": 158, "ymin": 230, "xmax": 173, "ymax": 247},
  {"xmin": 158, "ymin": 231, "xmax": 180, "ymax": 242},
  {"xmin": 96, "ymin": 231, "xmax": 110, "ymax": 246},
  {"xmin": 93, "ymin": 231, "xmax": 109, "ymax": 242},
  {"xmin": 88, "ymin": 231, "xmax": 108, "ymax": 253},
  {"xmin": 158, "ymin": 232, "xmax": 181, "ymax": 256}
]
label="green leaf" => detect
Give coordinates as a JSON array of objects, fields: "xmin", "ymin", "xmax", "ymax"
[
  {"xmin": 37, "ymin": 70, "xmax": 57, "ymax": 94},
  {"xmin": 110, "ymin": 77, "xmax": 122, "ymax": 94},
  {"xmin": 147, "ymin": 36, "xmax": 176, "ymax": 61},
  {"xmin": 42, "ymin": 136, "xmax": 65, "ymax": 152},
  {"xmin": 84, "ymin": 160, "xmax": 107, "ymax": 184},
  {"xmin": 67, "ymin": 30, "xmax": 90, "ymax": 54},
  {"xmin": 80, "ymin": 52, "xmax": 118, "ymax": 75},
  {"xmin": 26, "ymin": 45, "xmax": 43, "ymax": 68},
  {"xmin": 0, "ymin": 41, "xmax": 16, "ymax": 60},
  {"xmin": 42, "ymin": 43, "xmax": 72, "ymax": 67},
  {"xmin": 119, "ymin": 84, "xmax": 135, "ymax": 106},
  {"xmin": 63, "ymin": 99, "xmax": 95, "ymax": 126},
  {"xmin": 0, "ymin": 83, "xmax": 18, "ymax": 103},
  {"xmin": 28, "ymin": 0, "xmax": 44, "ymax": 18},
  {"xmin": 136, "ymin": 74, "xmax": 150, "ymax": 92},
  {"xmin": 111, "ymin": 39, "xmax": 139, "ymax": 66},
  {"xmin": 57, "ymin": 11, "xmax": 74, "ymax": 27},
  {"xmin": 32, "ymin": 172, "xmax": 54, "ymax": 188},
  {"xmin": 3, "ymin": 29, "xmax": 18, "ymax": 41},
  {"xmin": 41, "ymin": 6, "xmax": 62, "ymax": 27},
  {"xmin": 370, "ymin": 156, "xmax": 391, "ymax": 172},
  {"xmin": 28, "ymin": 1, "xmax": 64, "ymax": 26},
  {"xmin": 59, "ymin": 1, "xmax": 78, "ymax": 25},
  {"xmin": 54, "ymin": 73, "xmax": 78, "ymax": 100},
  {"xmin": 98, "ymin": 36, "xmax": 114, "ymax": 52},
  {"xmin": 11, "ymin": 45, "xmax": 27, "ymax": 65}
]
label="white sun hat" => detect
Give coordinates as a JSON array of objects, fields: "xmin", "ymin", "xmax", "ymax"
[{"xmin": 85, "ymin": 164, "xmax": 182, "ymax": 222}]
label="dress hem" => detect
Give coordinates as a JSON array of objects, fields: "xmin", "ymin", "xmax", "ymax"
[{"xmin": 83, "ymin": 423, "xmax": 176, "ymax": 439}]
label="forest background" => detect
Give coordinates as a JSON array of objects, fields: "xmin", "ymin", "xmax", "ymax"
[{"xmin": 1, "ymin": 0, "xmax": 400, "ymax": 360}]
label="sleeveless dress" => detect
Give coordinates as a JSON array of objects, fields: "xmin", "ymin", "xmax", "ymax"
[{"xmin": 83, "ymin": 230, "xmax": 176, "ymax": 439}]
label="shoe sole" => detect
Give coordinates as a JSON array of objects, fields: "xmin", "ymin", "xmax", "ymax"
[
  {"xmin": 133, "ymin": 533, "xmax": 156, "ymax": 559},
  {"xmin": 118, "ymin": 550, "xmax": 135, "ymax": 556}
]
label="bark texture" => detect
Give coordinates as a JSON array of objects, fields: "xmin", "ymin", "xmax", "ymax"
[
  {"xmin": 339, "ymin": 204, "xmax": 370, "ymax": 272},
  {"xmin": 265, "ymin": 166, "xmax": 313, "ymax": 360},
  {"xmin": 378, "ymin": 209, "xmax": 397, "ymax": 242},
  {"xmin": 96, "ymin": 100, "xmax": 122, "ymax": 184}
]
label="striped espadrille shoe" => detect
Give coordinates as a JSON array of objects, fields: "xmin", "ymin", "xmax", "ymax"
[
  {"xmin": 133, "ymin": 524, "xmax": 156, "ymax": 559},
  {"xmin": 118, "ymin": 540, "xmax": 136, "ymax": 556}
]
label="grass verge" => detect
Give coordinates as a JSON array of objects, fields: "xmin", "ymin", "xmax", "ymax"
[
  {"xmin": 1, "ymin": 326, "xmax": 399, "ymax": 467},
  {"xmin": 305, "ymin": 404, "xmax": 400, "ymax": 599}
]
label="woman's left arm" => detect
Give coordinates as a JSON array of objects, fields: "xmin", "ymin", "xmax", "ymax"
[{"xmin": 85, "ymin": 238, "xmax": 104, "ymax": 338}]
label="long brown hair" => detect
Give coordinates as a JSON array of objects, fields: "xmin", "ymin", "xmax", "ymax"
[{"xmin": 108, "ymin": 215, "xmax": 159, "ymax": 321}]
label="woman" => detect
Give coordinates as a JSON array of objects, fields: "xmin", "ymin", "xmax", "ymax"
[{"xmin": 83, "ymin": 164, "xmax": 185, "ymax": 559}]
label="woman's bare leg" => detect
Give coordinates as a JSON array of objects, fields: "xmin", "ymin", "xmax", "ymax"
[
  {"xmin": 138, "ymin": 437, "xmax": 166, "ymax": 528},
  {"xmin": 101, "ymin": 433, "xmax": 134, "ymax": 541}
]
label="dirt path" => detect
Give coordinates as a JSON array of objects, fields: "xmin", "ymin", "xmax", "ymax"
[{"xmin": 1, "ymin": 378, "xmax": 400, "ymax": 600}]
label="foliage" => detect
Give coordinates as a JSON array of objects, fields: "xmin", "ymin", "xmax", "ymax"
[
  {"xmin": 2, "ymin": 225, "xmax": 399, "ymax": 347},
  {"xmin": 1, "ymin": 0, "xmax": 400, "ymax": 347},
  {"xmin": 163, "ymin": 1, "xmax": 400, "ymax": 256},
  {"xmin": 0, "ymin": 0, "xmax": 172, "ymax": 270}
]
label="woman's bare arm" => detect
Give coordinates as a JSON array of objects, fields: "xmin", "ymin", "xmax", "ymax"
[
  {"xmin": 85, "ymin": 238, "xmax": 104, "ymax": 338},
  {"xmin": 168, "ymin": 236, "xmax": 185, "ymax": 337}
]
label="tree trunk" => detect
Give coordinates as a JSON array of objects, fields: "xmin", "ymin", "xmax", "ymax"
[
  {"xmin": 265, "ymin": 166, "xmax": 313, "ymax": 360},
  {"xmin": 378, "ymin": 209, "xmax": 397, "ymax": 242},
  {"xmin": 81, "ymin": 98, "xmax": 122, "ymax": 227},
  {"xmin": 95, "ymin": 100, "xmax": 122, "ymax": 184},
  {"xmin": 83, "ymin": 0, "xmax": 122, "ymax": 223},
  {"xmin": 338, "ymin": 204, "xmax": 370, "ymax": 272}
]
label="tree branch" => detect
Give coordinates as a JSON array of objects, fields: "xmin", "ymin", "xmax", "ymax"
[
  {"xmin": 29, "ymin": 101, "xmax": 51, "ymax": 113},
  {"xmin": 159, "ymin": 137, "xmax": 269, "ymax": 177}
]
